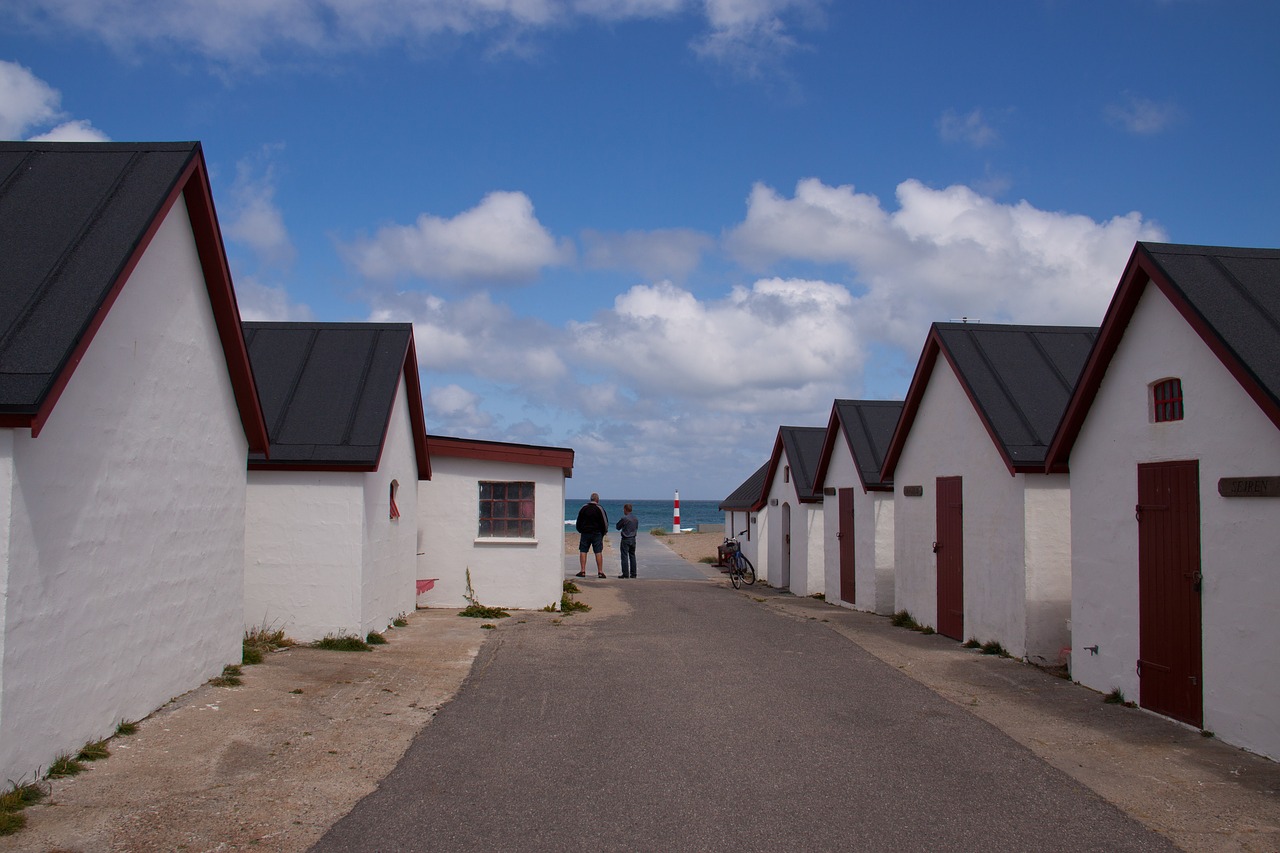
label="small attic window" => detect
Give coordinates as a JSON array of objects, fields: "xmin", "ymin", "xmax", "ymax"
[
  {"xmin": 784, "ymin": 465, "xmax": 790, "ymax": 484},
  {"xmin": 389, "ymin": 480, "xmax": 401, "ymax": 520},
  {"xmin": 1152, "ymin": 378, "xmax": 1184, "ymax": 423}
]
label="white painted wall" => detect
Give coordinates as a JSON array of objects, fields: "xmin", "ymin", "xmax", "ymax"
[
  {"xmin": 1069, "ymin": 286, "xmax": 1280, "ymax": 760},
  {"xmin": 1, "ymin": 198, "xmax": 248, "ymax": 783},
  {"xmin": 358, "ymin": 377, "xmax": 420, "ymax": 635},
  {"xmin": 892, "ymin": 356, "xmax": 1070, "ymax": 659},
  {"xmin": 820, "ymin": 440, "xmax": 895, "ymax": 613},
  {"xmin": 245, "ymin": 472, "xmax": 364, "ymax": 641},
  {"xmin": 417, "ymin": 456, "xmax": 565, "ymax": 611},
  {"xmin": 763, "ymin": 458, "xmax": 823, "ymax": 596}
]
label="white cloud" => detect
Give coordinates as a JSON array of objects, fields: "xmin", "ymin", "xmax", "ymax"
[
  {"xmin": 570, "ymin": 276, "xmax": 863, "ymax": 409},
  {"xmin": 725, "ymin": 177, "xmax": 1165, "ymax": 348},
  {"xmin": 225, "ymin": 154, "xmax": 296, "ymax": 269},
  {"xmin": 234, "ymin": 276, "xmax": 315, "ymax": 322},
  {"xmin": 7, "ymin": 1, "xmax": 820, "ymax": 74},
  {"xmin": 0, "ymin": 60, "xmax": 106, "ymax": 141},
  {"xmin": 425, "ymin": 383, "xmax": 494, "ymax": 433},
  {"xmin": 344, "ymin": 191, "xmax": 573, "ymax": 284},
  {"xmin": 581, "ymin": 227, "xmax": 713, "ymax": 279},
  {"xmin": 369, "ymin": 291, "xmax": 569, "ymax": 383},
  {"xmin": 938, "ymin": 108, "xmax": 999, "ymax": 148},
  {"xmin": 1105, "ymin": 93, "xmax": 1181, "ymax": 135}
]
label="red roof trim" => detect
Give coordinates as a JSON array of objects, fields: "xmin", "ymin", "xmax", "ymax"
[
  {"xmin": 811, "ymin": 403, "xmax": 842, "ymax": 492},
  {"xmin": 427, "ymin": 434, "xmax": 574, "ymax": 477},
  {"xmin": 880, "ymin": 326, "xmax": 1020, "ymax": 479},
  {"xmin": 1045, "ymin": 243, "xmax": 1280, "ymax": 471},
  {"xmin": 15, "ymin": 146, "xmax": 269, "ymax": 454},
  {"xmin": 367, "ymin": 334, "xmax": 432, "ymax": 480}
]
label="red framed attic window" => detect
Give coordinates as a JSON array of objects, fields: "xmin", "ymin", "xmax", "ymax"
[
  {"xmin": 390, "ymin": 480, "xmax": 401, "ymax": 520},
  {"xmin": 1152, "ymin": 378, "xmax": 1184, "ymax": 423}
]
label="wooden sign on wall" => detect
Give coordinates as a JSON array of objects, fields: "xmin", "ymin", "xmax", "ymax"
[{"xmin": 1218, "ymin": 476, "xmax": 1280, "ymax": 497}]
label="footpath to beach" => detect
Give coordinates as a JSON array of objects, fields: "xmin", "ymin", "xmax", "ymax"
[{"xmin": 6, "ymin": 533, "xmax": 1278, "ymax": 852}]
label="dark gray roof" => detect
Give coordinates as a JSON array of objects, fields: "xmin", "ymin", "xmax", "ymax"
[
  {"xmin": 777, "ymin": 425, "xmax": 828, "ymax": 501},
  {"xmin": 934, "ymin": 323, "xmax": 1097, "ymax": 468},
  {"xmin": 1141, "ymin": 242, "xmax": 1280, "ymax": 410},
  {"xmin": 831, "ymin": 400, "xmax": 904, "ymax": 489},
  {"xmin": 719, "ymin": 461, "xmax": 769, "ymax": 511},
  {"xmin": 0, "ymin": 142, "xmax": 201, "ymax": 415},
  {"xmin": 244, "ymin": 322, "xmax": 425, "ymax": 471}
]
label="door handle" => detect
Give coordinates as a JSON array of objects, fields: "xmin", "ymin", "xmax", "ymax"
[{"xmin": 932, "ymin": 541, "xmax": 940, "ymax": 553}]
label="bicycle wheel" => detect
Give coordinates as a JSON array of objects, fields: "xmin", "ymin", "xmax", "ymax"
[
  {"xmin": 740, "ymin": 555, "xmax": 756, "ymax": 586},
  {"xmin": 730, "ymin": 554, "xmax": 743, "ymax": 589}
]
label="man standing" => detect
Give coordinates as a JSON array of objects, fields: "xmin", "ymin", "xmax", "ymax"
[
  {"xmin": 575, "ymin": 493, "xmax": 609, "ymax": 579},
  {"xmin": 615, "ymin": 504, "xmax": 639, "ymax": 578}
]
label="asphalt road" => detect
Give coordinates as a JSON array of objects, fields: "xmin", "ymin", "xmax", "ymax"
[{"xmin": 313, "ymin": 577, "xmax": 1176, "ymax": 852}]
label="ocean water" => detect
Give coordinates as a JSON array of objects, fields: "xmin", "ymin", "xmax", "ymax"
[{"xmin": 564, "ymin": 498, "xmax": 723, "ymax": 532}]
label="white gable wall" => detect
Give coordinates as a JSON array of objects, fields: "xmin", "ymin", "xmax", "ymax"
[
  {"xmin": 359, "ymin": 376, "xmax": 419, "ymax": 635},
  {"xmin": 418, "ymin": 457, "xmax": 565, "ymax": 611},
  {"xmin": 820, "ymin": 440, "xmax": 895, "ymax": 613},
  {"xmin": 1070, "ymin": 285, "xmax": 1280, "ymax": 759},
  {"xmin": 893, "ymin": 357, "xmax": 1034, "ymax": 655},
  {"xmin": 1, "ymin": 197, "xmax": 248, "ymax": 782},
  {"xmin": 763, "ymin": 458, "xmax": 822, "ymax": 596},
  {"xmin": 244, "ymin": 471, "xmax": 364, "ymax": 642}
]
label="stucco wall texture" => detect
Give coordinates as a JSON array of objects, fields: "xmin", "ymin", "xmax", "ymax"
[
  {"xmin": 893, "ymin": 356, "xmax": 1071, "ymax": 662},
  {"xmin": 1069, "ymin": 285, "xmax": 1280, "ymax": 761},
  {"xmin": 417, "ymin": 456, "xmax": 566, "ymax": 611},
  {"xmin": 1, "ymin": 199, "xmax": 248, "ymax": 783},
  {"xmin": 820, "ymin": 437, "xmax": 896, "ymax": 615}
]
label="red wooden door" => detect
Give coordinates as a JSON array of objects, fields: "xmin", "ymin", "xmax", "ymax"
[
  {"xmin": 838, "ymin": 488, "xmax": 855, "ymax": 604},
  {"xmin": 935, "ymin": 477, "xmax": 964, "ymax": 640},
  {"xmin": 1137, "ymin": 460, "xmax": 1203, "ymax": 727}
]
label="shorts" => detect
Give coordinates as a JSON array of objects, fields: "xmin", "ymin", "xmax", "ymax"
[{"xmin": 578, "ymin": 531, "xmax": 604, "ymax": 553}]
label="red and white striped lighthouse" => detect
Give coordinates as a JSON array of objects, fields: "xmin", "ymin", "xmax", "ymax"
[{"xmin": 672, "ymin": 490, "xmax": 680, "ymax": 534}]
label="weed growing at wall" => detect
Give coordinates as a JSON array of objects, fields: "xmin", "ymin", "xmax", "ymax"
[
  {"xmin": 312, "ymin": 634, "xmax": 371, "ymax": 652},
  {"xmin": 459, "ymin": 568, "xmax": 510, "ymax": 619}
]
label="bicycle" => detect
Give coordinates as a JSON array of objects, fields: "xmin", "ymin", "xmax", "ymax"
[{"xmin": 720, "ymin": 532, "xmax": 756, "ymax": 589}]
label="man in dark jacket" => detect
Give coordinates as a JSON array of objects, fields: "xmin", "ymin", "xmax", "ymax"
[{"xmin": 575, "ymin": 492, "xmax": 609, "ymax": 578}]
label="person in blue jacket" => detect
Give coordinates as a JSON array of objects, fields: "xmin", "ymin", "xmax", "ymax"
[{"xmin": 615, "ymin": 504, "xmax": 639, "ymax": 578}]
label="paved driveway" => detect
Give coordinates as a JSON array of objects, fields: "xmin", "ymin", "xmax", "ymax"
[{"xmin": 314, "ymin": 576, "xmax": 1177, "ymax": 852}]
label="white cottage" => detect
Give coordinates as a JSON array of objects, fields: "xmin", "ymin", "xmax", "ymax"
[
  {"xmin": 242, "ymin": 322, "xmax": 430, "ymax": 643},
  {"xmin": 881, "ymin": 323, "xmax": 1096, "ymax": 663},
  {"xmin": 1045, "ymin": 242, "xmax": 1280, "ymax": 760},
  {"xmin": 759, "ymin": 426, "xmax": 826, "ymax": 594},
  {"xmin": 812, "ymin": 400, "xmax": 902, "ymax": 613},
  {"xmin": 417, "ymin": 436, "xmax": 574, "ymax": 611},
  {"xmin": 718, "ymin": 461, "xmax": 769, "ymax": 575},
  {"xmin": 0, "ymin": 142, "xmax": 269, "ymax": 782}
]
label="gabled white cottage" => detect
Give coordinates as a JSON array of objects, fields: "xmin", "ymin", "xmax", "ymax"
[
  {"xmin": 759, "ymin": 426, "xmax": 827, "ymax": 594},
  {"xmin": 0, "ymin": 141, "xmax": 269, "ymax": 782},
  {"xmin": 417, "ymin": 436, "xmax": 574, "ymax": 611},
  {"xmin": 242, "ymin": 322, "xmax": 431, "ymax": 643},
  {"xmin": 1046, "ymin": 242, "xmax": 1280, "ymax": 760},
  {"xmin": 718, "ymin": 461, "xmax": 770, "ymax": 575},
  {"xmin": 881, "ymin": 323, "xmax": 1097, "ymax": 663},
  {"xmin": 813, "ymin": 400, "xmax": 903, "ymax": 613}
]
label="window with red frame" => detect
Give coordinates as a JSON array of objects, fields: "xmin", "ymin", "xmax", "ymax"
[
  {"xmin": 389, "ymin": 480, "xmax": 401, "ymax": 520},
  {"xmin": 1152, "ymin": 378, "xmax": 1184, "ymax": 423},
  {"xmin": 478, "ymin": 481, "xmax": 535, "ymax": 538}
]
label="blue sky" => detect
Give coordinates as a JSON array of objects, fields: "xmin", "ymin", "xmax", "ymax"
[{"xmin": 3, "ymin": 0, "xmax": 1277, "ymax": 499}]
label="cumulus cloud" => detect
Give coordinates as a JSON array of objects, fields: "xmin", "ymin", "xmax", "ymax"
[
  {"xmin": 225, "ymin": 153, "xmax": 296, "ymax": 269},
  {"xmin": 369, "ymin": 291, "xmax": 569, "ymax": 384},
  {"xmin": 938, "ymin": 108, "xmax": 999, "ymax": 148},
  {"xmin": 425, "ymin": 383, "xmax": 494, "ymax": 433},
  {"xmin": 6, "ymin": 0, "xmax": 819, "ymax": 74},
  {"xmin": 1105, "ymin": 92, "xmax": 1181, "ymax": 135},
  {"xmin": 581, "ymin": 227, "xmax": 713, "ymax": 279},
  {"xmin": 234, "ymin": 276, "xmax": 316, "ymax": 322},
  {"xmin": 725, "ymin": 177, "xmax": 1165, "ymax": 348},
  {"xmin": 344, "ymin": 191, "xmax": 573, "ymax": 285},
  {"xmin": 0, "ymin": 60, "xmax": 107, "ymax": 141},
  {"xmin": 570, "ymin": 276, "xmax": 863, "ymax": 409}
]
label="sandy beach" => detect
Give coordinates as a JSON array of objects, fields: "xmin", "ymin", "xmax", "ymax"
[{"xmin": 563, "ymin": 530, "xmax": 722, "ymax": 565}]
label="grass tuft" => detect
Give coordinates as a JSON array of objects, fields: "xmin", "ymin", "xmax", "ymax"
[
  {"xmin": 649, "ymin": 528, "xmax": 667, "ymax": 536},
  {"xmin": 209, "ymin": 664, "xmax": 244, "ymax": 686},
  {"xmin": 0, "ymin": 810, "xmax": 25, "ymax": 836},
  {"xmin": 393, "ymin": 616, "xmax": 409, "ymax": 628},
  {"xmin": 562, "ymin": 580, "xmax": 580, "ymax": 595},
  {"xmin": 366, "ymin": 631, "xmax": 388, "ymax": 645},
  {"xmin": 0, "ymin": 782, "xmax": 46, "ymax": 813},
  {"xmin": 980, "ymin": 641, "xmax": 1010, "ymax": 658},
  {"xmin": 1103, "ymin": 687, "xmax": 1128, "ymax": 705},
  {"xmin": 810, "ymin": 593, "xmax": 825, "ymax": 600},
  {"xmin": 890, "ymin": 610, "xmax": 919, "ymax": 629},
  {"xmin": 458, "ymin": 603, "xmax": 510, "ymax": 619},
  {"xmin": 115, "ymin": 719, "xmax": 139, "ymax": 737},
  {"xmin": 481, "ymin": 624, "xmax": 496, "ymax": 630},
  {"xmin": 560, "ymin": 593, "xmax": 591, "ymax": 613},
  {"xmin": 46, "ymin": 754, "xmax": 86, "ymax": 778},
  {"xmin": 312, "ymin": 633, "xmax": 371, "ymax": 652},
  {"xmin": 244, "ymin": 624, "xmax": 294, "ymax": 665},
  {"xmin": 962, "ymin": 638, "xmax": 981, "ymax": 649},
  {"xmin": 76, "ymin": 739, "xmax": 110, "ymax": 762},
  {"xmin": 918, "ymin": 625, "xmax": 935, "ymax": 635}
]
